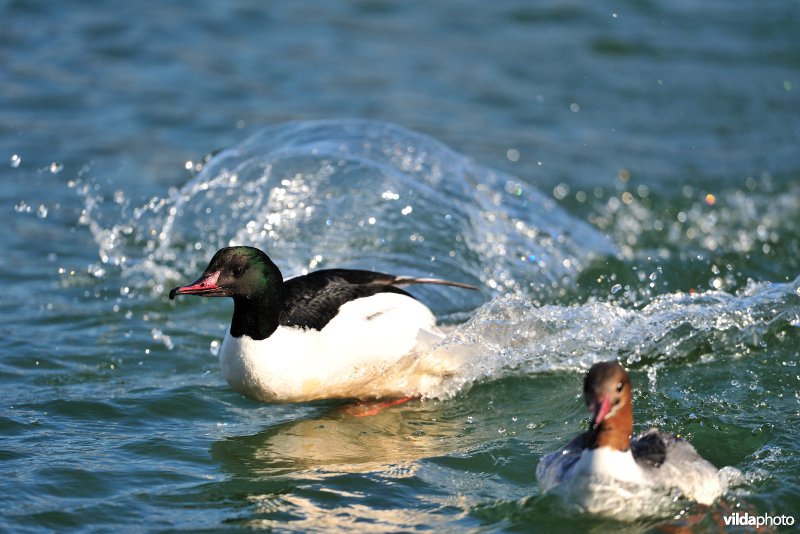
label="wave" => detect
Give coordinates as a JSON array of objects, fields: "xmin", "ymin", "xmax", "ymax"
[
  {"xmin": 78, "ymin": 119, "xmax": 615, "ymax": 307},
  {"xmin": 426, "ymin": 276, "xmax": 800, "ymax": 398}
]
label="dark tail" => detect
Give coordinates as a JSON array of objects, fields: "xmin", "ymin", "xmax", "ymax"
[{"xmin": 392, "ymin": 276, "xmax": 480, "ymax": 291}]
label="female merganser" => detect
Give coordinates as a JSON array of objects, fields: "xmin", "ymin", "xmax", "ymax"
[
  {"xmin": 536, "ymin": 361, "xmax": 728, "ymax": 519},
  {"xmin": 169, "ymin": 246, "xmax": 478, "ymax": 402}
]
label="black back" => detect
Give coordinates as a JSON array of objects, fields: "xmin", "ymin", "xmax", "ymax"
[{"xmin": 279, "ymin": 269, "xmax": 414, "ymax": 330}]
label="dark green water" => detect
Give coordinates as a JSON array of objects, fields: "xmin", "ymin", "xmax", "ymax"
[{"xmin": 3, "ymin": 1, "xmax": 799, "ymax": 532}]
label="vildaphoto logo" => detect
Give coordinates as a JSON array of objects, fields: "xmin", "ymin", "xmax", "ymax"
[{"xmin": 723, "ymin": 512, "xmax": 795, "ymax": 527}]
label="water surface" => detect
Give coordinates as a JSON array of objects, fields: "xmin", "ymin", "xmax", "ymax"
[{"xmin": 3, "ymin": 1, "xmax": 799, "ymax": 531}]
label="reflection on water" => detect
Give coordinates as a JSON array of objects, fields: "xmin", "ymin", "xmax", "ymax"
[
  {"xmin": 210, "ymin": 401, "xmax": 483, "ymax": 530},
  {"xmin": 211, "ymin": 401, "xmax": 468, "ymax": 477}
]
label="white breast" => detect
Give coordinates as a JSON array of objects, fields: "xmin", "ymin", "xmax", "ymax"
[
  {"xmin": 537, "ymin": 443, "xmax": 728, "ymax": 519},
  {"xmin": 218, "ymin": 292, "xmax": 450, "ymax": 402},
  {"xmin": 540, "ymin": 447, "xmax": 667, "ymax": 519}
]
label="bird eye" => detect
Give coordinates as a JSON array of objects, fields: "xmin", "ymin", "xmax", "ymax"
[
  {"xmin": 232, "ymin": 265, "xmax": 245, "ymax": 277},
  {"xmin": 616, "ymin": 382, "xmax": 623, "ymax": 392}
]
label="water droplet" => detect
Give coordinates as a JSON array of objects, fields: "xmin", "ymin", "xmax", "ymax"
[
  {"xmin": 49, "ymin": 161, "xmax": 63, "ymax": 174},
  {"xmin": 210, "ymin": 340, "xmax": 221, "ymax": 356},
  {"xmin": 10, "ymin": 154, "xmax": 21, "ymax": 168},
  {"xmin": 610, "ymin": 284, "xmax": 622, "ymax": 294},
  {"xmin": 14, "ymin": 201, "xmax": 31, "ymax": 214},
  {"xmin": 36, "ymin": 205, "xmax": 48, "ymax": 219},
  {"xmin": 553, "ymin": 183, "xmax": 569, "ymax": 200}
]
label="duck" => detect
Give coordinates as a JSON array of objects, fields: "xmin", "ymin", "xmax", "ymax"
[
  {"xmin": 536, "ymin": 361, "xmax": 728, "ymax": 519},
  {"xmin": 169, "ymin": 246, "xmax": 478, "ymax": 402}
]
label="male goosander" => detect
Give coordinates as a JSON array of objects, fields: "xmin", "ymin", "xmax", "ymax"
[
  {"xmin": 536, "ymin": 361, "xmax": 728, "ymax": 519},
  {"xmin": 169, "ymin": 246, "xmax": 478, "ymax": 402}
]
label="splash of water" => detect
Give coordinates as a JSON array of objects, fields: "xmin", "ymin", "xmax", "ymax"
[
  {"xmin": 428, "ymin": 276, "xmax": 800, "ymax": 398},
  {"xmin": 590, "ymin": 176, "xmax": 800, "ymax": 272},
  {"xmin": 78, "ymin": 119, "xmax": 615, "ymax": 302}
]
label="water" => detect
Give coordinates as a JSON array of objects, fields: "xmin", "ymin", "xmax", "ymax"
[{"xmin": 3, "ymin": 0, "xmax": 799, "ymax": 531}]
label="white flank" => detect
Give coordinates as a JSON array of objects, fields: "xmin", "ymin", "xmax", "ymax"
[{"xmin": 219, "ymin": 293, "xmax": 453, "ymax": 402}]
